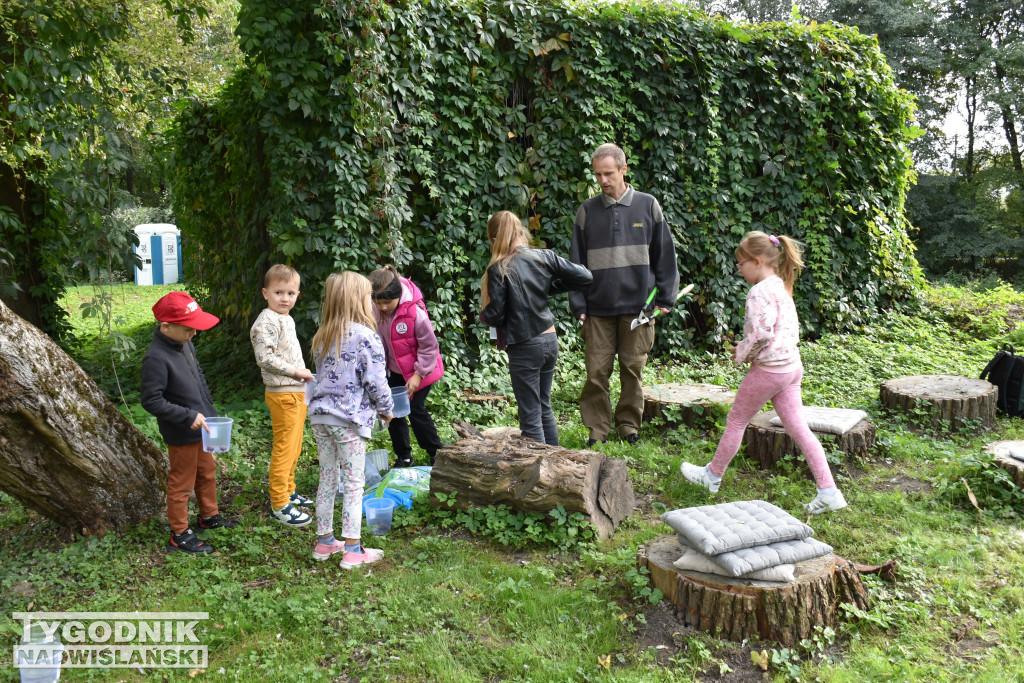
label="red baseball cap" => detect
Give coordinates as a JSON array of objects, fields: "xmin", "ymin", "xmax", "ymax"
[{"xmin": 152, "ymin": 292, "xmax": 220, "ymax": 330}]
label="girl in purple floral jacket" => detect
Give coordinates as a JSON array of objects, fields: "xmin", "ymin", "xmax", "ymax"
[
  {"xmin": 680, "ymin": 231, "xmax": 847, "ymax": 515},
  {"xmin": 307, "ymin": 272, "xmax": 394, "ymax": 569}
]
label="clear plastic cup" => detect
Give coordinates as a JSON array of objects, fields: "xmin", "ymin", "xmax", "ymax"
[
  {"xmin": 364, "ymin": 498, "xmax": 395, "ymax": 535},
  {"xmin": 201, "ymin": 417, "xmax": 233, "ymax": 453},
  {"xmin": 390, "ymin": 387, "xmax": 411, "ymax": 418}
]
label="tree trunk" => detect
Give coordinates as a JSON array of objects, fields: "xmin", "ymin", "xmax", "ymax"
[
  {"xmin": 879, "ymin": 374, "xmax": 997, "ymax": 434},
  {"xmin": 642, "ymin": 383, "xmax": 736, "ymax": 430},
  {"xmin": 995, "ymin": 64, "xmax": 1023, "ymax": 174},
  {"xmin": 429, "ymin": 423, "xmax": 635, "ymax": 539},
  {"xmin": 983, "ymin": 440, "xmax": 1024, "ymax": 488},
  {"xmin": 637, "ymin": 535, "xmax": 870, "ymax": 646},
  {"xmin": 0, "ymin": 299, "xmax": 168, "ymax": 536},
  {"xmin": 965, "ymin": 77, "xmax": 977, "ymax": 180},
  {"xmin": 743, "ymin": 410, "xmax": 875, "ymax": 470}
]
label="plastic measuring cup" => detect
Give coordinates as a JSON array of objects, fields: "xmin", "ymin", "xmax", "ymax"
[
  {"xmin": 364, "ymin": 497, "xmax": 395, "ymax": 535},
  {"xmin": 366, "ymin": 449, "xmax": 389, "ymax": 473},
  {"xmin": 16, "ymin": 623, "xmax": 63, "ymax": 683},
  {"xmin": 201, "ymin": 417, "xmax": 234, "ymax": 453},
  {"xmin": 390, "ymin": 387, "xmax": 411, "ymax": 418}
]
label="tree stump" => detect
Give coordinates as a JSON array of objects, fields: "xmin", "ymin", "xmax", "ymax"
[
  {"xmin": 879, "ymin": 375, "xmax": 997, "ymax": 434},
  {"xmin": 637, "ymin": 534, "xmax": 870, "ymax": 646},
  {"xmin": 983, "ymin": 440, "xmax": 1024, "ymax": 488},
  {"xmin": 0, "ymin": 299, "xmax": 169, "ymax": 536},
  {"xmin": 744, "ymin": 410, "xmax": 875, "ymax": 470},
  {"xmin": 430, "ymin": 424, "xmax": 635, "ymax": 539},
  {"xmin": 643, "ymin": 383, "xmax": 736, "ymax": 429}
]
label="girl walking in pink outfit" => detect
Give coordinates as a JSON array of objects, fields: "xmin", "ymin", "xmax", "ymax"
[{"xmin": 680, "ymin": 231, "xmax": 847, "ymax": 515}]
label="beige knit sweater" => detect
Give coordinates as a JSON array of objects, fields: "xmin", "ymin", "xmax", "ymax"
[{"xmin": 250, "ymin": 308, "xmax": 308, "ymax": 391}]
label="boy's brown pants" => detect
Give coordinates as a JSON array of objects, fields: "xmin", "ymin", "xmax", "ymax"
[{"xmin": 167, "ymin": 442, "xmax": 219, "ymax": 534}]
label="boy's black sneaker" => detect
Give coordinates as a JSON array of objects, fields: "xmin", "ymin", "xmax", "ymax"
[
  {"xmin": 167, "ymin": 529, "xmax": 213, "ymax": 554},
  {"xmin": 394, "ymin": 457, "xmax": 415, "ymax": 468},
  {"xmin": 197, "ymin": 514, "xmax": 237, "ymax": 531}
]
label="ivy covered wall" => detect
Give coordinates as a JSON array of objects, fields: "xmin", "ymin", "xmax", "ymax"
[{"xmin": 171, "ymin": 0, "xmax": 922, "ymax": 366}]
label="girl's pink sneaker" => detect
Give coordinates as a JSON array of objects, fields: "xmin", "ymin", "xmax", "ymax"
[
  {"xmin": 339, "ymin": 547, "xmax": 383, "ymax": 570},
  {"xmin": 311, "ymin": 539, "xmax": 345, "ymax": 561}
]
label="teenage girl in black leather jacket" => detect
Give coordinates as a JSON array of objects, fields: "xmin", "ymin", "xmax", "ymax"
[{"xmin": 480, "ymin": 211, "xmax": 592, "ymax": 445}]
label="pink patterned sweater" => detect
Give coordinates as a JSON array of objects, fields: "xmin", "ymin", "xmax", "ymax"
[{"xmin": 733, "ymin": 275, "xmax": 803, "ymax": 374}]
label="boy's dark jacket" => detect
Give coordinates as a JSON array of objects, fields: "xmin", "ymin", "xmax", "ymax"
[{"xmin": 140, "ymin": 326, "xmax": 217, "ymax": 445}]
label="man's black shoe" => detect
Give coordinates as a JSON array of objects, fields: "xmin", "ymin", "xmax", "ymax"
[
  {"xmin": 197, "ymin": 513, "xmax": 237, "ymax": 531},
  {"xmin": 586, "ymin": 438, "xmax": 607, "ymax": 448},
  {"xmin": 625, "ymin": 433, "xmax": 640, "ymax": 446},
  {"xmin": 167, "ymin": 529, "xmax": 213, "ymax": 554}
]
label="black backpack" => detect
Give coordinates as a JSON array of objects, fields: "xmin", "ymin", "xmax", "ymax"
[{"xmin": 981, "ymin": 344, "xmax": 1024, "ymax": 417}]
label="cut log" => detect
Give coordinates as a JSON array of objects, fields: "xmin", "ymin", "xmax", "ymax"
[
  {"xmin": 983, "ymin": 440, "xmax": 1024, "ymax": 488},
  {"xmin": 430, "ymin": 430, "xmax": 635, "ymax": 539},
  {"xmin": 643, "ymin": 383, "xmax": 736, "ymax": 429},
  {"xmin": 744, "ymin": 410, "xmax": 875, "ymax": 470},
  {"xmin": 637, "ymin": 534, "xmax": 870, "ymax": 646},
  {"xmin": 0, "ymin": 299, "xmax": 168, "ymax": 536},
  {"xmin": 879, "ymin": 375, "xmax": 997, "ymax": 434}
]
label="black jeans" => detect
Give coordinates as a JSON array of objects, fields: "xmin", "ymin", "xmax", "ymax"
[
  {"xmin": 505, "ymin": 332, "xmax": 559, "ymax": 445},
  {"xmin": 387, "ymin": 371, "xmax": 444, "ymax": 464}
]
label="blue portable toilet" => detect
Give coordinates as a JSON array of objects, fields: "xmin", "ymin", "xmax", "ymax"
[{"xmin": 133, "ymin": 224, "xmax": 181, "ymax": 285}]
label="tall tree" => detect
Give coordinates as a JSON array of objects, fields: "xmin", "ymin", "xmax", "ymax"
[
  {"xmin": 946, "ymin": 0, "xmax": 1024, "ymax": 178},
  {"xmin": 0, "ymin": 0, "xmax": 222, "ymax": 337}
]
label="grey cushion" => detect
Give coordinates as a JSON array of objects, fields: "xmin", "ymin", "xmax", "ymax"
[
  {"xmin": 1009, "ymin": 447, "xmax": 1024, "ymax": 463},
  {"xmin": 678, "ymin": 535, "xmax": 833, "ymax": 577},
  {"xmin": 660, "ymin": 500, "xmax": 814, "ymax": 556},
  {"xmin": 768, "ymin": 407, "xmax": 868, "ymax": 435},
  {"xmin": 673, "ymin": 546, "xmax": 796, "ymax": 582}
]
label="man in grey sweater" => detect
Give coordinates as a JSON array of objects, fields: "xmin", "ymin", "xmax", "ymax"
[{"xmin": 569, "ymin": 144, "xmax": 679, "ymax": 446}]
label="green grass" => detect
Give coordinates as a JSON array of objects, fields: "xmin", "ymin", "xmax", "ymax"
[{"xmin": 2, "ymin": 282, "xmax": 1024, "ymax": 681}]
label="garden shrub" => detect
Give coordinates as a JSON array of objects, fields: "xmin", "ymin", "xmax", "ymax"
[{"xmin": 171, "ymin": 0, "xmax": 922, "ymax": 370}]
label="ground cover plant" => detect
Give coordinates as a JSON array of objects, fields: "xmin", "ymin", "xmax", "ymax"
[{"xmin": 1, "ymin": 280, "xmax": 1024, "ymax": 681}]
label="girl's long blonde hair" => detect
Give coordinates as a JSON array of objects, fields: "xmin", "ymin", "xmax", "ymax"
[
  {"xmin": 480, "ymin": 210, "xmax": 530, "ymax": 309},
  {"xmin": 736, "ymin": 230, "xmax": 804, "ymax": 295},
  {"xmin": 311, "ymin": 271, "xmax": 375, "ymax": 361}
]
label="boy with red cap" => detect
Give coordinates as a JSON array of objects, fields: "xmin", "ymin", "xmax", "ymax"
[{"xmin": 141, "ymin": 291, "xmax": 236, "ymax": 554}]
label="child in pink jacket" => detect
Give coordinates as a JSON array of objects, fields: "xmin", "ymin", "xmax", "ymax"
[
  {"xmin": 679, "ymin": 231, "xmax": 847, "ymax": 515},
  {"xmin": 369, "ymin": 266, "xmax": 445, "ymax": 467}
]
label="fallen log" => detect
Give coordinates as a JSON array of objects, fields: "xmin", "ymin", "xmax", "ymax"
[
  {"xmin": 0, "ymin": 299, "xmax": 168, "ymax": 536},
  {"xmin": 879, "ymin": 375, "xmax": 997, "ymax": 434},
  {"xmin": 431, "ymin": 426, "xmax": 635, "ymax": 539},
  {"xmin": 744, "ymin": 410, "xmax": 875, "ymax": 470},
  {"xmin": 638, "ymin": 534, "xmax": 870, "ymax": 646}
]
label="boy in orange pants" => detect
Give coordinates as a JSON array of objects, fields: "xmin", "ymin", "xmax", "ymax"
[{"xmin": 250, "ymin": 265, "xmax": 315, "ymax": 527}]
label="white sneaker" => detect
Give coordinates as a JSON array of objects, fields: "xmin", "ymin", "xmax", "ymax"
[
  {"xmin": 271, "ymin": 503, "xmax": 312, "ymax": 527},
  {"xmin": 680, "ymin": 462, "xmax": 720, "ymax": 494},
  {"xmin": 803, "ymin": 490, "xmax": 848, "ymax": 515}
]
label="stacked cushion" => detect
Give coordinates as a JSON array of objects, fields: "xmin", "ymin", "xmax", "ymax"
[{"xmin": 660, "ymin": 500, "xmax": 832, "ymax": 581}]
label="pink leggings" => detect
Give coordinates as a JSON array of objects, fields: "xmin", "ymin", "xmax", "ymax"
[{"xmin": 710, "ymin": 365, "xmax": 835, "ymax": 489}]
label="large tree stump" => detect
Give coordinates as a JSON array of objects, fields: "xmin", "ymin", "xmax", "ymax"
[
  {"xmin": 983, "ymin": 440, "xmax": 1024, "ymax": 488},
  {"xmin": 643, "ymin": 383, "xmax": 736, "ymax": 429},
  {"xmin": 638, "ymin": 535, "xmax": 870, "ymax": 646},
  {"xmin": 879, "ymin": 375, "xmax": 997, "ymax": 434},
  {"xmin": 744, "ymin": 410, "xmax": 875, "ymax": 470},
  {"xmin": 0, "ymin": 299, "xmax": 168, "ymax": 536},
  {"xmin": 430, "ymin": 424, "xmax": 635, "ymax": 539}
]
